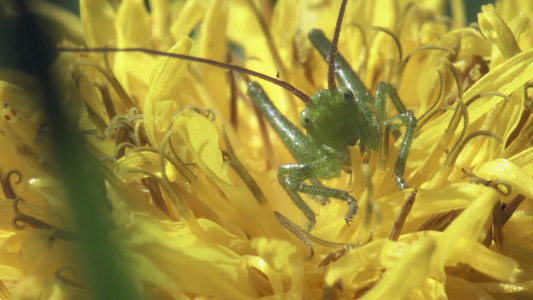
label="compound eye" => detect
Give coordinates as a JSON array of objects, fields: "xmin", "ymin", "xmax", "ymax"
[
  {"xmin": 338, "ymin": 86, "xmax": 354, "ymax": 101},
  {"xmin": 299, "ymin": 108, "xmax": 313, "ymax": 129}
]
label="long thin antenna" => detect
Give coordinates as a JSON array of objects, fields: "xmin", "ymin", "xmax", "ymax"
[
  {"xmin": 57, "ymin": 47, "xmax": 313, "ymax": 105},
  {"xmin": 327, "ymin": 0, "xmax": 348, "ymax": 92}
]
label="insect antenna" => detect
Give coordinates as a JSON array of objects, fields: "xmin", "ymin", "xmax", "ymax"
[
  {"xmin": 327, "ymin": 0, "xmax": 349, "ymax": 92},
  {"xmin": 57, "ymin": 47, "xmax": 313, "ymax": 105}
]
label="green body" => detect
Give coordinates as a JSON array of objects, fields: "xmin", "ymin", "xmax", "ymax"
[
  {"xmin": 301, "ymin": 87, "xmax": 366, "ymax": 153},
  {"xmin": 247, "ymin": 29, "xmax": 417, "ymax": 229}
]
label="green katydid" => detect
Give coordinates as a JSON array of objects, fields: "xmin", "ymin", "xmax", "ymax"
[{"xmin": 59, "ymin": 0, "xmax": 416, "ymax": 230}]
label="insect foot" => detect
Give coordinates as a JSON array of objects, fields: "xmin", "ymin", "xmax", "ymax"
[
  {"xmin": 396, "ymin": 176, "xmax": 409, "ymax": 190},
  {"xmin": 345, "ymin": 195, "xmax": 359, "ymax": 225}
]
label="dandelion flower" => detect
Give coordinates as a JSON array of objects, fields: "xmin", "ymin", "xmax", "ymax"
[{"xmin": 1, "ymin": 0, "xmax": 533, "ymax": 299}]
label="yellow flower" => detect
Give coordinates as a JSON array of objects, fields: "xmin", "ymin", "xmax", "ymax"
[{"xmin": 1, "ymin": 0, "xmax": 533, "ymax": 299}]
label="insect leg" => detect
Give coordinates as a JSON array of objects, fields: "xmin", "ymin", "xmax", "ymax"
[
  {"xmin": 299, "ymin": 184, "xmax": 358, "ymax": 225},
  {"xmin": 308, "ymin": 29, "xmax": 373, "ymax": 104},
  {"xmin": 383, "ymin": 111, "xmax": 417, "ymax": 189},
  {"xmin": 247, "ymin": 82, "xmax": 321, "ymax": 160},
  {"xmin": 278, "ymin": 163, "xmax": 317, "ymax": 229},
  {"xmin": 279, "ymin": 157, "xmax": 358, "ymax": 228},
  {"xmin": 375, "ymin": 81, "xmax": 408, "ymax": 122},
  {"xmin": 248, "ymin": 82, "xmax": 327, "ymax": 228},
  {"xmin": 309, "ymin": 177, "xmax": 330, "ymax": 205}
]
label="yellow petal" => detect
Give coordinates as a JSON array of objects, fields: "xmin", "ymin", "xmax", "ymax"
[
  {"xmin": 120, "ymin": 212, "xmax": 259, "ymax": 298},
  {"xmin": 173, "ymin": 109, "xmax": 229, "ymax": 183},
  {"xmin": 0, "ymin": 81, "xmax": 39, "ymax": 119},
  {"xmin": 419, "ymin": 47, "xmax": 533, "ymax": 140},
  {"xmin": 325, "ymin": 239, "xmax": 387, "ymax": 287},
  {"xmin": 144, "ymin": 36, "xmax": 192, "ymax": 146},
  {"xmin": 509, "ymin": 147, "xmax": 533, "ymax": 175},
  {"xmin": 192, "ymin": 0, "xmax": 229, "ymax": 117},
  {"xmin": 169, "ymin": 0, "xmax": 206, "ymax": 41},
  {"xmin": 475, "ymin": 159, "xmax": 533, "ymax": 199},
  {"xmin": 115, "ymin": 0, "xmax": 150, "ymax": 48},
  {"xmin": 360, "ymin": 238, "xmax": 436, "ymax": 300},
  {"xmin": 80, "ymin": 0, "xmax": 116, "ymax": 47},
  {"xmin": 251, "ymin": 237, "xmax": 297, "ymax": 271},
  {"xmin": 113, "ymin": 0, "xmax": 153, "ymax": 104},
  {"xmin": 479, "ymin": 4, "xmax": 521, "ymax": 60},
  {"xmin": 448, "ymin": 237, "xmax": 518, "ymax": 282},
  {"xmin": 113, "ymin": 151, "xmax": 178, "ymax": 183}
]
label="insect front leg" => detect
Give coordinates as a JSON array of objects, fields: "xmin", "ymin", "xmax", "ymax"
[
  {"xmin": 309, "ymin": 177, "xmax": 330, "ymax": 205},
  {"xmin": 277, "ymin": 163, "xmax": 317, "ymax": 229},
  {"xmin": 373, "ymin": 81, "xmax": 417, "ymax": 189},
  {"xmin": 383, "ymin": 111, "xmax": 417, "ymax": 190},
  {"xmin": 375, "ymin": 81, "xmax": 408, "ymax": 122},
  {"xmin": 278, "ymin": 157, "xmax": 358, "ymax": 230}
]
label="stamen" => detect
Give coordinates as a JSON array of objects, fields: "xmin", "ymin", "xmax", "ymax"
[
  {"xmin": 159, "ymin": 129, "xmax": 195, "ymax": 220},
  {"xmin": 133, "ymin": 121, "xmax": 149, "ymax": 147},
  {"xmin": 491, "ymin": 200, "xmax": 503, "ymax": 250},
  {"xmin": 368, "ymin": 26, "xmax": 404, "ymax": 62},
  {"xmin": 416, "ymin": 70, "xmax": 447, "ymax": 131},
  {"xmin": 394, "ymin": 46, "xmax": 455, "ymax": 88},
  {"xmin": 98, "ymin": 84, "xmax": 117, "ymax": 120},
  {"xmin": 318, "ymin": 244, "xmax": 359, "ymax": 267},
  {"xmin": 1, "ymin": 170, "xmax": 21, "ymax": 199},
  {"xmin": 418, "ymin": 209, "xmax": 463, "ymax": 231},
  {"xmin": 221, "ymin": 128, "xmax": 266, "ymax": 205},
  {"xmin": 502, "ymin": 194, "xmax": 526, "ymax": 224},
  {"xmin": 465, "ymin": 91, "xmax": 510, "ymax": 107},
  {"xmin": 101, "ymin": 47, "xmax": 137, "ymax": 110},
  {"xmin": 113, "ymin": 141, "xmax": 135, "ymax": 158},
  {"xmin": 389, "ymin": 189, "xmax": 417, "ymax": 241},
  {"xmin": 120, "ymin": 167, "xmax": 185, "ymax": 220},
  {"xmin": 12, "ymin": 198, "xmax": 77, "ymax": 240},
  {"xmin": 142, "ymin": 177, "xmax": 170, "ymax": 217},
  {"xmin": 107, "ymin": 116, "xmax": 135, "ymax": 135},
  {"xmin": 125, "ymin": 144, "xmax": 197, "ymax": 184},
  {"xmin": 441, "ymin": 58, "xmax": 466, "ymax": 137},
  {"xmin": 368, "ymin": 26, "xmax": 403, "ymax": 83},
  {"xmin": 75, "ymin": 60, "xmax": 136, "ymax": 110},
  {"xmin": 445, "ymin": 130, "xmax": 502, "ymax": 167},
  {"xmin": 462, "ymin": 168, "xmax": 511, "ymax": 196},
  {"xmin": 229, "ymin": 71, "xmax": 239, "ymax": 128}
]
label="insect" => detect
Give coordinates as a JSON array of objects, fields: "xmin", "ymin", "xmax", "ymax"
[{"xmin": 60, "ymin": 0, "xmax": 416, "ymax": 230}]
